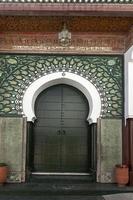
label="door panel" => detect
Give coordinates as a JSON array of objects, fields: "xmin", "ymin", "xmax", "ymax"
[
  {"xmin": 61, "ymin": 119, "xmax": 87, "ymax": 127},
  {"xmin": 35, "ymin": 118, "xmax": 61, "ymax": 127},
  {"xmin": 34, "ymin": 135, "xmax": 61, "ymax": 171},
  {"xmin": 62, "ymin": 111, "xmax": 87, "ymax": 119},
  {"xmin": 62, "ymin": 103, "xmax": 86, "ymax": 111},
  {"xmin": 36, "ymin": 102, "xmax": 61, "ymax": 111},
  {"xmin": 34, "ymin": 127, "xmax": 61, "ymax": 135},
  {"xmin": 32, "ymin": 84, "xmax": 90, "ymax": 173},
  {"xmin": 35, "ymin": 110, "xmax": 61, "ymax": 118},
  {"xmin": 61, "ymin": 135, "xmax": 89, "ymax": 172}
]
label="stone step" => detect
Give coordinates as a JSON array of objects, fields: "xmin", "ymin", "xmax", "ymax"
[
  {"xmin": 0, "ymin": 182, "xmax": 133, "ymax": 196},
  {"xmin": 29, "ymin": 174, "xmax": 96, "ymax": 183},
  {"xmin": 0, "ymin": 194, "xmax": 105, "ymax": 200}
]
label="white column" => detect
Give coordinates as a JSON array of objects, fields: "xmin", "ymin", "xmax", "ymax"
[{"xmin": 124, "ymin": 46, "xmax": 133, "ymax": 121}]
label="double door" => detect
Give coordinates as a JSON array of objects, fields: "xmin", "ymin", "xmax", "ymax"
[{"xmin": 32, "ymin": 84, "xmax": 90, "ymax": 173}]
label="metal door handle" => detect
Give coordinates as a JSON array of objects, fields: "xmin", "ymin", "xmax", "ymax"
[
  {"xmin": 57, "ymin": 130, "xmax": 61, "ymax": 135},
  {"xmin": 62, "ymin": 130, "xmax": 66, "ymax": 135},
  {"xmin": 57, "ymin": 130, "xmax": 66, "ymax": 135}
]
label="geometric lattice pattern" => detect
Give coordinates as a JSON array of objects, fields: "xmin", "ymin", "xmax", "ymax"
[{"xmin": 0, "ymin": 55, "xmax": 123, "ymax": 118}]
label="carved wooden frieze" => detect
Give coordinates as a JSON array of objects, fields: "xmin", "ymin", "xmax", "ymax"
[
  {"xmin": 0, "ymin": 33, "xmax": 125, "ymax": 54},
  {"xmin": 126, "ymin": 26, "xmax": 133, "ymax": 51},
  {"xmin": 0, "ymin": 16, "xmax": 132, "ymax": 33}
]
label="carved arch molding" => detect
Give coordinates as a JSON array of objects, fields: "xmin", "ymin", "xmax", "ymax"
[{"xmin": 23, "ymin": 72, "xmax": 101, "ymax": 124}]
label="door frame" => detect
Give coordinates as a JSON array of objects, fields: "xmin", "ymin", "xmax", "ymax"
[{"xmin": 23, "ymin": 71, "xmax": 101, "ymax": 180}]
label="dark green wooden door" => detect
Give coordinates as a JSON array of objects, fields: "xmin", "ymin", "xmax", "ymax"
[{"xmin": 33, "ymin": 84, "xmax": 90, "ymax": 173}]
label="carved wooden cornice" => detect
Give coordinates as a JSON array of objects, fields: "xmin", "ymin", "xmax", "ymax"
[{"xmin": 0, "ymin": 3, "xmax": 133, "ymax": 16}]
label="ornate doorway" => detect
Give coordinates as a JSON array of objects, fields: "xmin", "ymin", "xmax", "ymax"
[
  {"xmin": 31, "ymin": 84, "xmax": 91, "ymax": 173},
  {"xmin": 24, "ymin": 72, "xmax": 101, "ymax": 179}
]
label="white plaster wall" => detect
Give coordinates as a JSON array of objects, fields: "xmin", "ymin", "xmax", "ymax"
[{"xmin": 124, "ymin": 46, "xmax": 133, "ymax": 120}]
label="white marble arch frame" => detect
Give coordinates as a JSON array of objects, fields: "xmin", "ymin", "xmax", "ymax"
[{"xmin": 22, "ymin": 72, "xmax": 101, "ymax": 124}]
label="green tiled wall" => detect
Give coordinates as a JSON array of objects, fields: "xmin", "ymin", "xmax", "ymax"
[{"xmin": 0, "ymin": 54, "xmax": 123, "ymax": 118}]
